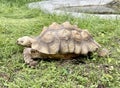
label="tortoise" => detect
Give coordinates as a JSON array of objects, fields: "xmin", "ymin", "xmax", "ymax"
[{"xmin": 17, "ymin": 22, "xmax": 109, "ymax": 67}]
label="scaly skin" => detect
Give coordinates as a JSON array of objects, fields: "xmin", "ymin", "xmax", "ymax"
[{"xmin": 23, "ymin": 48, "xmax": 39, "ymax": 67}]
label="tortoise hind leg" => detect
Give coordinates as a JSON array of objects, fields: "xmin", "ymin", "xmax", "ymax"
[{"xmin": 23, "ymin": 48, "xmax": 39, "ymax": 67}]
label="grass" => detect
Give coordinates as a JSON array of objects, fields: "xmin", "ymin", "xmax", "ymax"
[{"xmin": 0, "ymin": 0, "xmax": 120, "ymax": 88}]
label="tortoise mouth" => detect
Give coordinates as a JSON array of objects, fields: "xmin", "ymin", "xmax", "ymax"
[{"xmin": 16, "ymin": 42, "xmax": 31, "ymax": 47}]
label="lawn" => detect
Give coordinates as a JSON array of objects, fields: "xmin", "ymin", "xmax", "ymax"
[{"xmin": 0, "ymin": 0, "xmax": 120, "ymax": 88}]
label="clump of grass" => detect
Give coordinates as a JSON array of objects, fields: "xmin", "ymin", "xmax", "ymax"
[{"xmin": 0, "ymin": 0, "xmax": 120, "ymax": 88}]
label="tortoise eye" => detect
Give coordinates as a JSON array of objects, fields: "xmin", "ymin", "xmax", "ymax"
[{"xmin": 20, "ymin": 41, "xmax": 24, "ymax": 43}]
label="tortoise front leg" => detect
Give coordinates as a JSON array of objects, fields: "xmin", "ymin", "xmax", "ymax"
[{"xmin": 23, "ymin": 48, "xmax": 38, "ymax": 67}]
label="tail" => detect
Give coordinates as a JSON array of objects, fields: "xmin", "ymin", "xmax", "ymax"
[{"xmin": 98, "ymin": 48, "xmax": 109, "ymax": 57}]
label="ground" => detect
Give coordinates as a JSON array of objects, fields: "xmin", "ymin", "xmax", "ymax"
[{"xmin": 0, "ymin": 0, "xmax": 120, "ymax": 88}]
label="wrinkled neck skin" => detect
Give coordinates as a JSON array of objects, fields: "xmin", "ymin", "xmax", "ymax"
[{"xmin": 26, "ymin": 37, "xmax": 37, "ymax": 47}]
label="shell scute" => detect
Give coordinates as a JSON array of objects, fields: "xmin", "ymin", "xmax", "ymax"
[
  {"xmin": 41, "ymin": 31, "xmax": 54, "ymax": 43},
  {"xmin": 74, "ymin": 42, "xmax": 82, "ymax": 54},
  {"xmin": 59, "ymin": 29, "xmax": 71, "ymax": 40},
  {"xmin": 60, "ymin": 40, "xmax": 69, "ymax": 54},
  {"xmin": 49, "ymin": 22, "xmax": 61, "ymax": 30},
  {"xmin": 72, "ymin": 30, "xmax": 82, "ymax": 42},
  {"xmin": 48, "ymin": 38, "xmax": 60, "ymax": 54}
]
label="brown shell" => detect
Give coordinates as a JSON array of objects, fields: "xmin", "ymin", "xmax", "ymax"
[{"xmin": 32, "ymin": 22, "xmax": 101, "ymax": 54}]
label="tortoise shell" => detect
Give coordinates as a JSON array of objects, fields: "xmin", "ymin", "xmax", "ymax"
[{"xmin": 31, "ymin": 22, "xmax": 101, "ymax": 55}]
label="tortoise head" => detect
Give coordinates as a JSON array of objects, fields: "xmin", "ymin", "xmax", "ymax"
[{"xmin": 17, "ymin": 36, "xmax": 35, "ymax": 47}]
